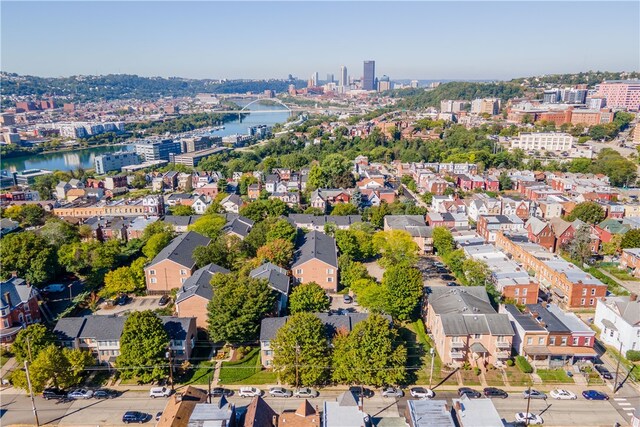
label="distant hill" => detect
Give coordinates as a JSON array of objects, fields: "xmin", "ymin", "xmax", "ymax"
[
  {"xmin": 0, "ymin": 72, "xmax": 306, "ymax": 103},
  {"xmin": 510, "ymin": 71, "xmax": 640, "ymax": 87}
]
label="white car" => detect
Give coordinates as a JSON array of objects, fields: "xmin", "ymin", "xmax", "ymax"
[
  {"xmin": 409, "ymin": 387, "xmax": 435, "ymax": 399},
  {"xmin": 239, "ymin": 387, "xmax": 262, "ymax": 398},
  {"xmin": 67, "ymin": 389, "xmax": 93, "ymax": 399},
  {"xmin": 149, "ymin": 387, "xmax": 171, "ymax": 398},
  {"xmin": 515, "ymin": 412, "xmax": 543, "ymax": 425},
  {"xmin": 549, "ymin": 389, "xmax": 577, "ymax": 400}
]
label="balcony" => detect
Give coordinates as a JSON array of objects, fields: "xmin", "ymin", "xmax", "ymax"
[
  {"xmin": 495, "ymin": 341, "xmax": 511, "ymax": 349},
  {"xmin": 451, "ymin": 341, "xmax": 465, "ymax": 349},
  {"xmin": 496, "ymin": 351, "xmax": 511, "ymax": 359},
  {"xmin": 450, "ymin": 351, "xmax": 465, "ymax": 359}
]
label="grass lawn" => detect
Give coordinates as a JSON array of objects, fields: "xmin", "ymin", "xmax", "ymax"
[
  {"xmin": 536, "ymin": 369, "xmax": 574, "ymax": 384},
  {"xmin": 505, "ymin": 366, "xmax": 532, "ymax": 386},
  {"xmin": 484, "ymin": 369, "xmax": 505, "ymax": 386},
  {"xmin": 0, "ymin": 354, "xmax": 10, "ymax": 368},
  {"xmin": 459, "ymin": 370, "xmax": 481, "ymax": 386},
  {"xmin": 182, "ymin": 361, "xmax": 216, "ymax": 385},
  {"xmin": 218, "ymin": 348, "xmax": 277, "ymax": 385},
  {"xmin": 601, "ymin": 265, "xmax": 639, "ymax": 281}
]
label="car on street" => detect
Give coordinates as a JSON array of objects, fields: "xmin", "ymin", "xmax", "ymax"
[
  {"xmin": 515, "ymin": 413, "xmax": 543, "ymax": 425},
  {"xmin": 594, "ymin": 364, "xmax": 613, "ymax": 380},
  {"xmin": 122, "ymin": 411, "xmax": 151, "ymax": 424},
  {"xmin": 381, "ymin": 387, "xmax": 404, "ymax": 398},
  {"xmin": 67, "ymin": 389, "xmax": 94, "ymax": 399},
  {"xmin": 42, "ymin": 388, "xmax": 67, "ymax": 400},
  {"xmin": 155, "ymin": 412, "xmax": 162, "ymax": 421},
  {"xmin": 210, "ymin": 387, "xmax": 233, "ymax": 397},
  {"xmin": 349, "ymin": 386, "xmax": 374, "ymax": 399},
  {"xmin": 550, "ymin": 389, "xmax": 577, "ymax": 400},
  {"xmin": 522, "ymin": 389, "xmax": 547, "ymax": 400},
  {"xmin": 343, "ymin": 294, "xmax": 353, "ymax": 304},
  {"xmin": 446, "ymin": 282, "xmax": 459, "ymax": 287},
  {"xmin": 582, "ymin": 390, "xmax": 609, "ymax": 400},
  {"xmin": 293, "ymin": 387, "xmax": 319, "ymax": 398},
  {"xmin": 158, "ymin": 294, "xmax": 170, "ymax": 306},
  {"xmin": 457, "ymin": 387, "xmax": 482, "ymax": 399},
  {"xmin": 409, "ymin": 387, "xmax": 435, "ymax": 399},
  {"xmin": 269, "ymin": 387, "xmax": 293, "ymax": 398},
  {"xmin": 43, "ymin": 284, "xmax": 66, "ymax": 293},
  {"xmin": 239, "ymin": 387, "xmax": 262, "ymax": 398},
  {"xmin": 93, "ymin": 389, "xmax": 118, "ymax": 399},
  {"xmin": 483, "ymin": 387, "xmax": 508, "ymax": 399},
  {"xmin": 149, "ymin": 387, "xmax": 171, "ymax": 398}
]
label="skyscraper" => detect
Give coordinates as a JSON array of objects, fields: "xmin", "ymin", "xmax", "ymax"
[
  {"xmin": 339, "ymin": 65, "xmax": 348, "ymax": 87},
  {"xmin": 326, "ymin": 73, "xmax": 334, "ymax": 83},
  {"xmin": 363, "ymin": 60, "xmax": 375, "ymax": 91}
]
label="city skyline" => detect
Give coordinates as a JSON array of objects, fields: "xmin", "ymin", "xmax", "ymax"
[{"xmin": 1, "ymin": 1, "xmax": 639, "ymax": 80}]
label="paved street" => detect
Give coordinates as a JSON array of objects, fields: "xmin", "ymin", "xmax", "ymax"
[{"xmin": 0, "ymin": 387, "xmax": 633, "ymax": 426}]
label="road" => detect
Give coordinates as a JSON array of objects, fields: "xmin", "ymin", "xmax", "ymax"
[{"xmin": 0, "ymin": 388, "xmax": 632, "ymax": 426}]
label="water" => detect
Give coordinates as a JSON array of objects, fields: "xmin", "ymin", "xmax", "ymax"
[{"xmin": 0, "ymin": 102, "xmax": 290, "ymax": 172}]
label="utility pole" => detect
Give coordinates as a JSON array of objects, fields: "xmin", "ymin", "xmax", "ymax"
[
  {"xmin": 613, "ymin": 339, "xmax": 623, "ymax": 393},
  {"xmin": 166, "ymin": 349, "xmax": 174, "ymax": 392},
  {"xmin": 294, "ymin": 342, "xmax": 300, "ymax": 388},
  {"xmin": 24, "ymin": 361, "xmax": 40, "ymax": 427},
  {"xmin": 208, "ymin": 370, "xmax": 212, "ymax": 404},
  {"xmin": 524, "ymin": 386, "xmax": 532, "ymax": 426},
  {"xmin": 428, "ymin": 348, "xmax": 435, "ymax": 388}
]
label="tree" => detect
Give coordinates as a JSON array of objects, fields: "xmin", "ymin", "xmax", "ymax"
[
  {"xmin": 462, "ymin": 259, "xmax": 491, "ymax": 287},
  {"xmin": 63, "ymin": 347, "xmax": 95, "ymax": 386},
  {"xmin": 621, "ymin": 229, "xmax": 640, "ymax": 249},
  {"xmin": 331, "ymin": 203, "xmax": 359, "ymax": 216},
  {"xmin": 271, "ymin": 312, "xmax": 329, "ymax": 386},
  {"xmin": 239, "ymin": 175, "xmax": 258, "ymax": 195},
  {"xmin": 367, "ymin": 202, "xmax": 391, "ymax": 228},
  {"xmin": 432, "ymin": 226, "xmax": 455, "ymax": 256},
  {"xmin": 116, "ymin": 311, "xmax": 169, "ymax": 383},
  {"xmin": 335, "ymin": 230, "xmax": 360, "ymax": 260},
  {"xmin": 257, "ymin": 238, "xmax": 294, "ymax": 268},
  {"xmin": 38, "ymin": 218, "xmax": 79, "ymax": 247},
  {"xmin": 12, "ymin": 324, "xmax": 56, "ymax": 363},
  {"xmin": 420, "ymin": 192, "xmax": 434, "ymax": 205},
  {"xmin": 11, "ymin": 344, "xmax": 72, "ymax": 392},
  {"xmin": 101, "ymin": 263, "xmax": 145, "ymax": 298},
  {"xmin": 0, "ymin": 232, "xmax": 58, "ymax": 285},
  {"xmin": 306, "ymin": 165, "xmax": 328, "ymax": 191},
  {"xmin": 382, "ymin": 265, "xmax": 423, "ymax": 321},
  {"xmin": 373, "ymin": 229, "xmax": 419, "ymax": 268},
  {"xmin": 289, "ymin": 282, "xmax": 330, "ymax": 313},
  {"xmin": 4, "ymin": 204, "xmax": 46, "ymax": 227},
  {"xmin": 188, "ymin": 214, "xmax": 226, "ymax": 239},
  {"xmin": 602, "ymin": 234, "xmax": 622, "ymax": 255},
  {"xmin": 207, "ymin": 273, "xmax": 275, "ymax": 344},
  {"xmin": 141, "ymin": 221, "xmax": 174, "ymax": 242},
  {"xmin": 130, "ymin": 173, "xmax": 147, "ymax": 189},
  {"xmin": 171, "ymin": 205, "xmax": 195, "ymax": 216},
  {"xmin": 266, "ymin": 219, "xmax": 297, "ymax": 243},
  {"xmin": 351, "ymin": 278, "xmax": 387, "ymax": 312},
  {"xmin": 240, "ymin": 199, "xmax": 287, "ymax": 222},
  {"xmin": 498, "ymin": 172, "xmax": 512, "ymax": 191},
  {"xmin": 566, "ymin": 202, "xmax": 605, "ymax": 224},
  {"xmin": 242, "ymin": 220, "xmax": 269, "ymax": 256},
  {"xmin": 142, "ymin": 231, "xmax": 173, "ymax": 259},
  {"xmin": 193, "ymin": 236, "xmax": 238, "ymax": 270},
  {"xmin": 566, "ymin": 225, "xmax": 593, "ymax": 265},
  {"xmin": 331, "ymin": 314, "xmax": 406, "ymax": 386}
]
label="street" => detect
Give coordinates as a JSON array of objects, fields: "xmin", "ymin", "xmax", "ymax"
[{"xmin": 0, "ymin": 387, "xmax": 633, "ymax": 426}]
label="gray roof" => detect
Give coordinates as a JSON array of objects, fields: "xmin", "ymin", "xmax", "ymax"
[
  {"xmin": 406, "ymin": 399, "xmax": 455, "ymax": 427},
  {"xmin": 223, "ymin": 213, "xmax": 254, "ymax": 238},
  {"xmin": 428, "ymin": 287, "xmax": 494, "ymax": 315},
  {"xmin": 611, "ymin": 296, "xmax": 640, "ymax": 326},
  {"xmin": 503, "ymin": 305, "xmax": 545, "ymax": 332},
  {"xmin": 288, "ymin": 214, "xmax": 363, "ymax": 228},
  {"xmin": 0, "ymin": 277, "xmax": 37, "ymax": 310},
  {"xmin": 525, "ymin": 304, "xmax": 570, "ymax": 333},
  {"xmin": 292, "ymin": 230, "xmax": 338, "ymax": 268},
  {"xmin": 162, "ymin": 215, "xmax": 202, "ymax": 228},
  {"xmin": 249, "ymin": 262, "xmax": 290, "ymax": 295},
  {"xmin": 160, "ymin": 316, "xmax": 195, "ymax": 340},
  {"xmin": 222, "ymin": 194, "xmax": 243, "ymax": 206},
  {"xmin": 147, "ymin": 231, "xmax": 211, "ymax": 268},
  {"xmin": 176, "ymin": 263, "xmax": 230, "ymax": 304},
  {"xmin": 53, "ymin": 317, "xmax": 87, "ymax": 341},
  {"xmin": 440, "ymin": 313, "xmax": 514, "ymax": 336},
  {"xmin": 259, "ymin": 312, "xmax": 382, "ymax": 342}
]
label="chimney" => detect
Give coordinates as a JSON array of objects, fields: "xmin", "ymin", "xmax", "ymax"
[
  {"xmin": 10, "ymin": 271, "xmax": 17, "ymax": 278},
  {"xmin": 631, "ymin": 293, "xmax": 638, "ymax": 302},
  {"xmin": 454, "ymin": 401, "xmax": 461, "ymax": 411},
  {"xmin": 272, "ymin": 415, "xmax": 278, "ymax": 427}
]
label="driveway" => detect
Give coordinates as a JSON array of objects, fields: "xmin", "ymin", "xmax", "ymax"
[{"xmin": 95, "ymin": 296, "xmax": 162, "ymax": 316}]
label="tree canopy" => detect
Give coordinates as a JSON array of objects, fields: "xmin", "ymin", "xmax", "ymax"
[
  {"xmin": 373, "ymin": 229, "xmax": 419, "ymax": 268},
  {"xmin": 289, "ymin": 282, "xmax": 330, "ymax": 314},
  {"xmin": 566, "ymin": 202, "xmax": 605, "ymax": 224}
]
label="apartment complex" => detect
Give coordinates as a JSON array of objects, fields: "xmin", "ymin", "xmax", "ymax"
[
  {"xmin": 52, "ymin": 195, "xmax": 164, "ymax": 218},
  {"xmin": 135, "ymin": 139, "xmax": 182, "ymax": 161},
  {"xmin": 291, "ymin": 231, "xmax": 339, "ymax": 292},
  {"xmin": 94, "ymin": 151, "xmax": 140, "ymax": 174},
  {"xmin": 594, "ymin": 80, "xmax": 640, "ymax": 111},
  {"xmin": 510, "ymin": 132, "xmax": 574, "ymax": 152},
  {"xmin": 171, "ymin": 146, "xmax": 228, "ymax": 167}
]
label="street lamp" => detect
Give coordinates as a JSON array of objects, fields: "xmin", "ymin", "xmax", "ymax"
[
  {"xmin": 428, "ymin": 348, "xmax": 435, "ymax": 388},
  {"xmin": 166, "ymin": 349, "xmax": 174, "ymax": 392},
  {"xmin": 613, "ymin": 337, "xmax": 623, "ymax": 393}
]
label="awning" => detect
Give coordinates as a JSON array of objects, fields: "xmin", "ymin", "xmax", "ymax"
[
  {"xmin": 470, "ymin": 342, "xmax": 488, "ymax": 353},
  {"xmin": 524, "ymin": 346, "xmax": 552, "ymax": 356},
  {"xmin": 551, "ymin": 287, "xmax": 566, "ymax": 298},
  {"xmin": 548, "ymin": 346, "xmax": 598, "ymax": 357},
  {"xmin": 601, "ymin": 319, "xmax": 618, "ymax": 331}
]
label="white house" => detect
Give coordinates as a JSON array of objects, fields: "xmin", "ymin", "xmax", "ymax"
[
  {"xmin": 594, "ymin": 294, "xmax": 640, "ymax": 355},
  {"xmin": 191, "ymin": 195, "xmax": 210, "ymax": 215},
  {"xmin": 221, "ymin": 194, "xmax": 243, "ymax": 214}
]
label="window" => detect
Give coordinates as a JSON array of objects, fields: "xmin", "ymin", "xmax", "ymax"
[
  {"xmin": 515, "ymin": 288, "xmax": 519, "ymax": 296},
  {"xmin": 581, "ymin": 298, "xmax": 586, "ymax": 305},
  {"xmin": 572, "ymin": 337, "xmax": 579, "ymax": 346},
  {"xmin": 561, "ymin": 337, "xmax": 567, "ymax": 346},
  {"xmin": 180, "ymin": 269, "xmax": 187, "ymax": 276},
  {"xmin": 2, "ymin": 319, "xmax": 8, "ymax": 328},
  {"xmin": 591, "ymin": 288, "xmax": 596, "ymax": 296},
  {"xmin": 327, "ymin": 277, "xmax": 333, "ymax": 283},
  {"xmin": 538, "ymin": 337, "xmax": 544, "ymax": 345},
  {"xmin": 609, "ymin": 329, "xmax": 614, "ymax": 337},
  {"xmin": 584, "ymin": 338, "xmax": 590, "ymax": 346},
  {"xmin": 550, "ymin": 337, "xmax": 556, "ymax": 345},
  {"xmin": 522, "ymin": 288, "xmax": 528, "ymax": 296},
  {"xmin": 590, "ymin": 299, "xmax": 594, "ymax": 306},
  {"xmin": 264, "ymin": 350, "xmax": 273, "ymax": 356},
  {"xmin": 474, "ymin": 334, "xmax": 481, "ymax": 339},
  {"xmin": 173, "ymin": 340, "xmax": 183, "ymax": 347},
  {"xmin": 151, "ymin": 277, "xmax": 157, "ymax": 284},
  {"xmin": 181, "ymin": 278, "xmax": 186, "ymax": 284},
  {"xmin": 582, "ymin": 288, "xmax": 587, "ymax": 296},
  {"xmin": 296, "ymin": 269, "xmax": 303, "ymax": 275},
  {"xmin": 527, "ymin": 337, "xmax": 533, "ymax": 345},
  {"xmin": 327, "ymin": 268, "xmax": 334, "ymax": 274},
  {"xmin": 149, "ymin": 270, "xmax": 156, "ymax": 275}
]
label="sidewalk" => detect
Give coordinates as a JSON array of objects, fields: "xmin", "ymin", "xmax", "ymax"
[{"xmin": 1, "ymin": 356, "xmax": 17, "ymax": 382}]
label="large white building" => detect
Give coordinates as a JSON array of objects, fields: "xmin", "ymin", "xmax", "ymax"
[
  {"xmin": 594, "ymin": 295, "xmax": 640, "ymax": 355},
  {"xmin": 510, "ymin": 132, "xmax": 574, "ymax": 152},
  {"xmin": 94, "ymin": 151, "xmax": 140, "ymax": 174}
]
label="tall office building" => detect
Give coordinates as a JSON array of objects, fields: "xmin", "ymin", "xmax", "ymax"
[
  {"xmin": 309, "ymin": 72, "xmax": 319, "ymax": 87},
  {"xmin": 135, "ymin": 139, "xmax": 182, "ymax": 162},
  {"xmin": 326, "ymin": 74, "xmax": 334, "ymax": 83},
  {"xmin": 94, "ymin": 151, "xmax": 140, "ymax": 174},
  {"xmin": 363, "ymin": 60, "xmax": 376, "ymax": 91},
  {"xmin": 339, "ymin": 65, "xmax": 348, "ymax": 88}
]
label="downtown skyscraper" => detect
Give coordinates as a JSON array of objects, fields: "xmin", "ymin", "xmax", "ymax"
[
  {"xmin": 339, "ymin": 65, "xmax": 348, "ymax": 87},
  {"xmin": 362, "ymin": 60, "xmax": 375, "ymax": 91}
]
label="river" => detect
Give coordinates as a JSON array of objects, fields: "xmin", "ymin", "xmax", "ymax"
[{"xmin": 0, "ymin": 102, "xmax": 290, "ymax": 172}]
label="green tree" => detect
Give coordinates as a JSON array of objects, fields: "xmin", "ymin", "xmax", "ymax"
[
  {"xmin": 602, "ymin": 234, "xmax": 623, "ymax": 255},
  {"xmin": 38, "ymin": 218, "xmax": 80, "ymax": 247},
  {"xmin": 130, "ymin": 173, "xmax": 147, "ymax": 189},
  {"xmin": 14, "ymin": 345, "xmax": 72, "ymax": 392},
  {"xmin": 193, "ymin": 235, "xmax": 239, "ymax": 270},
  {"xmin": 207, "ymin": 273, "xmax": 275, "ymax": 344},
  {"xmin": 331, "ymin": 314, "xmax": 406, "ymax": 386},
  {"xmin": 271, "ymin": 312, "xmax": 330, "ymax": 386},
  {"xmin": 101, "ymin": 262, "xmax": 145, "ymax": 298},
  {"xmin": 331, "ymin": 203, "xmax": 359, "ymax": 216},
  {"xmin": 351, "ymin": 278, "xmax": 387, "ymax": 312},
  {"xmin": 566, "ymin": 202, "xmax": 605, "ymax": 224},
  {"xmin": 420, "ymin": 192, "xmax": 434, "ymax": 205},
  {"xmin": 367, "ymin": 202, "xmax": 391, "ymax": 228},
  {"xmin": 462, "ymin": 259, "xmax": 491, "ymax": 286},
  {"xmin": 382, "ymin": 265, "xmax": 423, "ymax": 321},
  {"xmin": 498, "ymin": 172, "xmax": 512, "ymax": 191},
  {"xmin": 141, "ymin": 221, "xmax": 175, "ymax": 241},
  {"xmin": 335, "ymin": 230, "xmax": 360, "ymax": 260},
  {"xmin": 289, "ymin": 282, "xmax": 330, "ymax": 313},
  {"xmin": 142, "ymin": 231, "xmax": 173, "ymax": 259},
  {"xmin": 339, "ymin": 257, "xmax": 371, "ymax": 289},
  {"xmin": 4, "ymin": 204, "xmax": 47, "ymax": 227},
  {"xmin": 116, "ymin": 311, "xmax": 169, "ymax": 383},
  {"xmin": 239, "ymin": 175, "xmax": 258, "ymax": 195},
  {"xmin": 621, "ymin": 229, "xmax": 640, "ymax": 249},
  {"xmin": 0, "ymin": 232, "xmax": 58, "ymax": 285},
  {"xmin": 373, "ymin": 229, "xmax": 419, "ymax": 268},
  {"xmin": 188, "ymin": 215, "xmax": 226, "ymax": 239},
  {"xmin": 63, "ymin": 347, "xmax": 95, "ymax": 386},
  {"xmin": 239, "ymin": 199, "xmax": 287, "ymax": 222},
  {"xmin": 566, "ymin": 225, "xmax": 593, "ymax": 265},
  {"xmin": 12, "ymin": 324, "xmax": 56, "ymax": 363},
  {"xmin": 257, "ymin": 238, "xmax": 294, "ymax": 268},
  {"xmin": 170, "ymin": 205, "xmax": 195, "ymax": 216},
  {"xmin": 242, "ymin": 220, "xmax": 269, "ymax": 256},
  {"xmin": 306, "ymin": 165, "xmax": 328, "ymax": 191},
  {"xmin": 266, "ymin": 219, "xmax": 297, "ymax": 243},
  {"xmin": 432, "ymin": 226, "xmax": 455, "ymax": 256}
]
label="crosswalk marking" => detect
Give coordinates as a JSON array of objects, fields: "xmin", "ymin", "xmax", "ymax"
[
  {"xmin": 618, "ymin": 402, "xmax": 632, "ymax": 406},
  {"xmin": 614, "ymin": 398, "xmax": 627, "ymax": 401},
  {"xmin": 627, "ymin": 412, "xmax": 634, "ymax": 417}
]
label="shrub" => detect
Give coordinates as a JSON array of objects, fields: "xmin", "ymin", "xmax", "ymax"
[
  {"xmin": 473, "ymin": 367, "xmax": 481, "ymax": 376},
  {"xmin": 627, "ymin": 350, "xmax": 640, "ymax": 362},
  {"xmin": 506, "ymin": 359, "xmax": 514, "ymax": 367},
  {"xmin": 515, "ymin": 355, "xmax": 533, "ymax": 373}
]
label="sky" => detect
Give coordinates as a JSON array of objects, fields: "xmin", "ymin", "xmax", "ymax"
[{"xmin": 1, "ymin": 1, "xmax": 639, "ymax": 81}]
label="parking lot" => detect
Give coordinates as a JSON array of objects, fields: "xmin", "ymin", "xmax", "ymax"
[
  {"xmin": 95, "ymin": 295, "xmax": 163, "ymax": 316},
  {"xmin": 417, "ymin": 256, "xmax": 458, "ymax": 288}
]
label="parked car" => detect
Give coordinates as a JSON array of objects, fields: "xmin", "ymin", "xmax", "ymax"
[
  {"xmin": 343, "ymin": 295, "xmax": 353, "ymax": 304},
  {"xmin": 550, "ymin": 389, "xmax": 577, "ymax": 400},
  {"xmin": 582, "ymin": 390, "xmax": 609, "ymax": 400},
  {"xmin": 446, "ymin": 282, "xmax": 459, "ymax": 287},
  {"xmin": 269, "ymin": 387, "xmax": 292, "ymax": 398},
  {"xmin": 155, "ymin": 412, "xmax": 162, "ymax": 421},
  {"xmin": 239, "ymin": 387, "xmax": 262, "ymax": 398},
  {"xmin": 42, "ymin": 388, "xmax": 67, "ymax": 400},
  {"xmin": 457, "ymin": 387, "xmax": 482, "ymax": 399},
  {"xmin": 115, "ymin": 293, "xmax": 130, "ymax": 306},
  {"xmin": 67, "ymin": 389, "xmax": 94, "ymax": 399},
  {"xmin": 293, "ymin": 387, "xmax": 319, "ymax": 398},
  {"xmin": 210, "ymin": 387, "xmax": 233, "ymax": 397},
  {"xmin": 93, "ymin": 389, "xmax": 118, "ymax": 399},
  {"xmin": 349, "ymin": 386, "xmax": 374, "ymax": 399},
  {"xmin": 594, "ymin": 364, "xmax": 613, "ymax": 380},
  {"xmin": 43, "ymin": 284, "xmax": 66, "ymax": 293},
  {"xmin": 158, "ymin": 294, "xmax": 170, "ymax": 306},
  {"xmin": 149, "ymin": 387, "xmax": 171, "ymax": 398},
  {"xmin": 515, "ymin": 413, "xmax": 543, "ymax": 425},
  {"xmin": 522, "ymin": 389, "xmax": 547, "ymax": 400},
  {"xmin": 409, "ymin": 387, "xmax": 435, "ymax": 399},
  {"xmin": 483, "ymin": 387, "xmax": 508, "ymax": 399},
  {"xmin": 122, "ymin": 411, "xmax": 151, "ymax": 424},
  {"xmin": 381, "ymin": 387, "xmax": 404, "ymax": 398}
]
